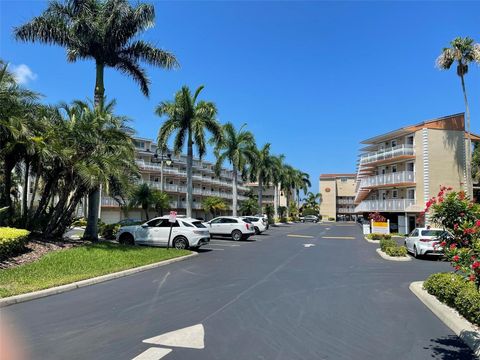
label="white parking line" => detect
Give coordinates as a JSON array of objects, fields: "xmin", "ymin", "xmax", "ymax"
[
  {"xmin": 201, "ymin": 248, "xmax": 225, "ymax": 251},
  {"xmin": 132, "ymin": 347, "xmax": 172, "ymax": 360},
  {"xmin": 208, "ymin": 243, "xmax": 241, "ymax": 247}
]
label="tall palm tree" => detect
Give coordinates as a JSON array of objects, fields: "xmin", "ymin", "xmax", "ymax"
[
  {"xmin": 212, "ymin": 123, "xmax": 256, "ymax": 216},
  {"xmin": 294, "ymin": 169, "xmax": 311, "ymax": 206},
  {"xmin": 14, "ymin": 0, "xmax": 178, "ymax": 239},
  {"xmin": 271, "ymin": 154, "xmax": 285, "ymax": 219},
  {"xmin": 157, "ymin": 85, "xmax": 222, "ymax": 218},
  {"xmin": 436, "ymin": 37, "xmax": 480, "ymax": 198},
  {"xmin": 250, "ymin": 143, "xmax": 276, "ymax": 212}
]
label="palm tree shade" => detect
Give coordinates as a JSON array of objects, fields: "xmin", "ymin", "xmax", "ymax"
[
  {"xmin": 14, "ymin": 0, "xmax": 178, "ymax": 240},
  {"xmin": 436, "ymin": 37, "xmax": 480, "ymax": 198},
  {"xmin": 213, "ymin": 123, "xmax": 256, "ymax": 216},
  {"xmin": 157, "ymin": 85, "xmax": 222, "ymax": 218}
]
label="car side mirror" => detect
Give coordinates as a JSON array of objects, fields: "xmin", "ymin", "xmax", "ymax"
[{"xmin": 141, "ymin": 224, "xmax": 148, "ymax": 228}]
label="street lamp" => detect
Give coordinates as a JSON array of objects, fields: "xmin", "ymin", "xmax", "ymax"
[{"xmin": 152, "ymin": 148, "xmax": 172, "ymax": 192}]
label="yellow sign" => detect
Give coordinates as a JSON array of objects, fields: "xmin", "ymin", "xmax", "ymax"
[{"xmin": 372, "ymin": 222, "xmax": 388, "ymax": 228}]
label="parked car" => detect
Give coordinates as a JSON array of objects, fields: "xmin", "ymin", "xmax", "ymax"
[
  {"xmin": 117, "ymin": 218, "xmax": 142, "ymax": 226},
  {"xmin": 117, "ymin": 216, "xmax": 210, "ymax": 250},
  {"xmin": 241, "ymin": 216, "xmax": 267, "ymax": 234},
  {"xmin": 404, "ymin": 227, "xmax": 447, "ymax": 258},
  {"xmin": 204, "ymin": 216, "xmax": 255, "ymax": 241},
  {"xmin": 302, "ymin": 215, "xmax": 319, "ymax": 223},
  {"xmin": 254, "ymin": 214, "xmax": 269, "ymax": 229}
]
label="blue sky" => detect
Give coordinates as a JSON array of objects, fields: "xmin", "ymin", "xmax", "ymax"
[{"xmin": 1, "ymin": 1, "xmax": 479, "ymax": 193}]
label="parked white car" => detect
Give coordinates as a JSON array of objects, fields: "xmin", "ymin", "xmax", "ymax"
[
  {"xmin": 204, "ymin": 216, "xmax": 255, "ymax": 241},
  {"xmin": 117, "ymin": 216, "xmax": 210, "ymax": 250},
  {"xmin": 241, "ymin": 216, "xmax": 267, "ymax": 234},
  {"xmin": 404, "ymin": 227, "xmax": 446, "ymax": 258}
]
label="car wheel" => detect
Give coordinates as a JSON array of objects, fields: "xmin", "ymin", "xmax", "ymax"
[
  {"xmin": 119, "ymin": 233, "xmax": 134, "ymax": 245},
  {"xmin": 173, "ymin": 236, "xmax": 189, "ymax": 250},
  {"xmin": 414, "ymin": 246, "xmax": 420, "ymax": 259},
  {"xmin": 231, "ymin": 230, "xmax": 242, "ymax": 241},
  {"xmin": 254, "ymin": 227, "xmax": 260, "ymax": 235}
]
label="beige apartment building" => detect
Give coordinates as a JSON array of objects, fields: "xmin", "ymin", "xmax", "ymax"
[
  {"xmin": 319, "ymin": 174, "xmax": 356, "ymax": 221},
  {"xmin": 354, "ymin": 113, "xmax": 479, "ymax": 234},
  {"xmin": 100, "ymin": 136, "xmax": 250, "ymax": 223}
]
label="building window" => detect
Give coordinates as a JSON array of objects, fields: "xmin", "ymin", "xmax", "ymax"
[
  {"xmin": 392, "ymin": 165, "xmax": 397, "ymax": 173},
  {"xmin": 406, "ymin": 135, "xmax": 414, "ymax": 145},
  {"xmin": 340, "ymin": 177, "xmax": 347, "ymax": 182},
  {"xmin": 407, "ymin": 162, "xmax": 414, "ymax": 172},
  {"xmin": 391, "ymin": 140, "xmax": 397, "ymax": 147},
  {"xmin": 407, "ymin": 189, "xmax": 415, "ymax": 200},
  {"xmin": 392, "ymin": 190, "xmax": 398, "ymax": 198}
]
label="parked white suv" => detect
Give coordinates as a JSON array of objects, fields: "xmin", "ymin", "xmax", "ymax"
[
  {"xmin": 204, "ymin": 216, "xmax": 255, "ymax": 241},
  {"xmin": 241, "ymin": 216, "xmax": 267, "ymax": 234},
  {"xmin": 117, "ymin": 216, "xmax": 210, "ymax": 250}
]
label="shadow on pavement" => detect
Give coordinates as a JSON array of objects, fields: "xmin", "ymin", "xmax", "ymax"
[{"xmin": 426, "ymin": 335, "xmax": 475, "ymax": 359}]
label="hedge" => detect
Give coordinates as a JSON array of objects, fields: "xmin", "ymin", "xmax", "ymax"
[
  {"xmin": 424, "ymin": 273, "xmax": 480, "ymax": 326},
  {"xmin": 379, "ymin": 238, "xmax": 397, "ymax": 251},
  {"xmin": 368, "ymin": 233, "xmax": 392, "ymax": 241},
  {"xmin": 100, "ymin": 223, "xmax": 121, "ymax": 240},
  {"xmin": 385, "ymin": 246, "xmax": 407, "ymax": 257},
  {"xmin": 0, "ymin": 227, "xmax": 30, "ymax": 260}
]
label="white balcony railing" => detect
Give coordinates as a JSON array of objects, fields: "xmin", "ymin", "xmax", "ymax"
[
  {"xmin": 360, "ymin": 145, "xmax": 414, "ymax": 165},
  {"xmin": 361, "ymin": 171, "xmax": 415, "ymax": 188},
  {"xmin": 355, "ymin": 199, "xmax": 416, "ymax": 212}
]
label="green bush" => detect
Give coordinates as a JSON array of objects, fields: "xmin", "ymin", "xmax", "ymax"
[
  {"xmin": 71, "ymin": 218, "xmax": 87, "ymax": 227},
  {"xmin": 385, "ymin": 246, "xmax": 407, "ymax": 257},
  {"xmin": 368, "ymin": 233, "xmax": 392, "ymax": 241},
  {"xmin": 455, "ymin": 283, "xmax": 480, "ymax": 326},
  {"xmin": 424, "ymin": 273, "xmax": 467, "ymax": 308},
  {"xmin": 302, "ymin": 208, "xmax": 318, "ymax": 216},
  {"xmin": 100, "ymin": 223, "xmax": 121, "ymax": 240},
  {"xmin": 379, "ymin": 238, "xmax": 397, "ymax": 251},
  {"xmin": 0, "ymin": 227, "xmax": 30, "ymax": 260},
  {"xmin": 328, "ymin": 217, "xmax": 335, "ymax": 221}
]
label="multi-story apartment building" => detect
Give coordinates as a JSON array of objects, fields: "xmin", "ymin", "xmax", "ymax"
[
  {"xmin": 319, "ymin": 174, "xmax": 356, "ymax": 221},
  {"xmin": 100, "ymin": 136, "xmax": 250, "ymax": 223},
  {"xmin": 244, "ymin": 182, "xmax": 289, "ymax": 209},
  {"xmin": 354, "ymin": 113, "xmax": 479, "ymax": 234}
]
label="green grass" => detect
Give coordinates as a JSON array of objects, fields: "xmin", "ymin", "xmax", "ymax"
[{"xmin": 0, "ymin": 242, "xmax": 190, "ymax": 298}]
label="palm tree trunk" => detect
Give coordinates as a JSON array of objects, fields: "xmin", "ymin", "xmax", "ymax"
[
  {"xmin": 258, "ymin": 175, "xmax": 263, "ymax": 213},
  {"xmin": 29, "ymin": 162, "xmax": 41, "ymax": 211},
  {"xmin": 274, "ymin": 184, "xmax": 279, "ymax": 219},
  {"xmin": 22, "ymin": 158, "xmax": 30, "ymax": 221},
  {"xmin": 461, "ymin": 74, "xmax": 473, "ymax": 198},
  {"xmin": 186, "ymin": 130, "xmax": 193, "ymax": 218},
  {"xmin": 84, "ymin": 62, "xmax": 105, "ymax": 241},
  {"xmin": 232, "ymin": 167, "xmax": 238, "ymax": 216},
  {"xmin": 2, "ymin": 158, "xmax": 15, "ymax": 220},
  {"xmin": 143, "ymin": 205, "xmax": 149, "ymax": 221}
]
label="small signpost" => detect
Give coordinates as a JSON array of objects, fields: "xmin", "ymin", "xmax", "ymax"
[
  {"xmin": 371, "ymin": 219, "xmax": 390, "ymax": 234},
  {"xmin": 167, "ymin": 211, "xmax": 177, "ymax": 250}
]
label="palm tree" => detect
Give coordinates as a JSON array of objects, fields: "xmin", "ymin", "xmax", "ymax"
[
  {"xmin": 212, "ymin": 123, "xmax": 256, "ymax": 216},
  {"xmin": 157, "ymin": 85, "xmax": 222, "ymax": 218},
  {"xmin": 152, "ymin": 190, "xmax": 170, "ymax": 217},
  {"xmin": 202, "ymin": 196, "xmax": 227, "ymax": 219},
  {"xmin": 271, "ymin": 155, "xmax": 285, "ymax": 219},
  {"xmin": 15, "ymin": 0, "xmax": 179, "ymax": 239},
  {"xmin": 436, "ymin": 37, "xmax": 480, "ymax": 198},
  {"xmin": 304, "ymin": 192, "xmax": 321, "ymax": 210},
  {"xmin": 250, "ymin": 143, "xmax": 276, "ymax": 212},
  {"xmin": 129, "ymin": 183, "xmax": 156, "ymax": 220},
  {"xmin": 294, "ymin": 169, "xmax": 311, "ymax": 206}
]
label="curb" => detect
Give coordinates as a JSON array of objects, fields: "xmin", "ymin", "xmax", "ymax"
[
  {"xmin": 364, "ymin": 236, "xmax": 380, "ymax": 244},
  {"xmin": 0, "ymin": 252, "xmax": 198, "ymax": 308},
  {"xmin": 375, "ymin": 248, "xmax": 411, "ymax": 261},
  {"xmin": 410, "ymin": 281, "xmax": 480, "ymax": 358}
]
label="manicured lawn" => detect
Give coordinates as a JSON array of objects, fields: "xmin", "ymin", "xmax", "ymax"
[{"xmin": 0, "ymin": 242, "xmax": 190, "ymax": 298}]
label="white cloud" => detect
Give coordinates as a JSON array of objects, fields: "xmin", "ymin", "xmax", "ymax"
[{"xmin": 10, "ymin": 64, "xmax": 37, "ymax": 84}]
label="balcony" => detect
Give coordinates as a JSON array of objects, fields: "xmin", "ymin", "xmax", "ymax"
[
  {"xmin": 361, "ymin": 171, "xmax": 415, "ymax": 188},
  {"xmin": 359, "ymin": 145, "xmax": 414, "ymax": 165},
  {"xmin": 355, "ymin": 199, "xmax": 416, "ymax": 213}
]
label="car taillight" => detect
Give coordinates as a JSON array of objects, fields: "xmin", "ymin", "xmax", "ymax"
[
  {"xmin": 193, "ymin": 230, "xmax": 205, "ymax": 235},
  {"xmin": 419, "ymin": 238, "xmax": 431, "ymax": 242},
  {"xmin": 246, "ymin": 224, "xmax": 250, "ymax": 230}
]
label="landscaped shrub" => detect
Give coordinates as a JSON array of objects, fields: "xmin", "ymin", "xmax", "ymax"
[
  {"xmin": 385, "ymin": 246, "xmax": 407, "ymax": 257},
  {"xmin": 71, "ymin": 218, "xmax": 87, "ymax": 227},
  {"xmin": 100, "ymin": 223, "xmax": 121, "ymax": 240},
  {"xmin": 0, "ymin": 227, "xmax": 30, "ymax": 260},
  {"xmin": 454, "ymin": 283, "xmax": 480, "ymax": 326},
  {"xmin": 424, "ymin": 273, "xmax": 467, "ymax": 307},
  {"xmin": 328, "ymin": 217, "xmax": 335, "ymax": 221},
  {"xmin": 380, "ymin": 238, "xmax": 397, "ymax": 251}
]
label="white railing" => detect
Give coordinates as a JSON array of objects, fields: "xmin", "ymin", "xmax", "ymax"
[
  {"xmin": 101, "ymin": 197, "xmax": 121, "ymax": 207},
  {"xmin": 360, "ymin": 145, "xmax": 414, "ymax": 165},
  {"xmin": 355, "ymin": 199, "xmax": 416, "ymax": 212},
  {"xmin": 361, "ymin": 171, "xmax": 415, "ymax": 187}
]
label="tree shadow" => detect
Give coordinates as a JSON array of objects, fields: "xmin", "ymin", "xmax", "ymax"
[{"xmin": 426, "ymin": 334, "xmax": 476, "ymax": 359}]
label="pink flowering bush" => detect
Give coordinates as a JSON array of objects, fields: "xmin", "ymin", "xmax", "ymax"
[
  {"xmin": 368, "ymin": 212, "xmax": 386, "ymax": 222},
  {"xmin": 426, "ymin": 186, "xmax": 480, "ymax": 290}
]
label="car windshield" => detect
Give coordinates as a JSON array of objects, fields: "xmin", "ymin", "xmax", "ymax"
[
  {"xmin": 192, "ymin": 221, "xmax": 206, "ymax": 228},
  {"xmin": 421, "ymin": 230, "xmax": 445, "ymax": 237}
]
